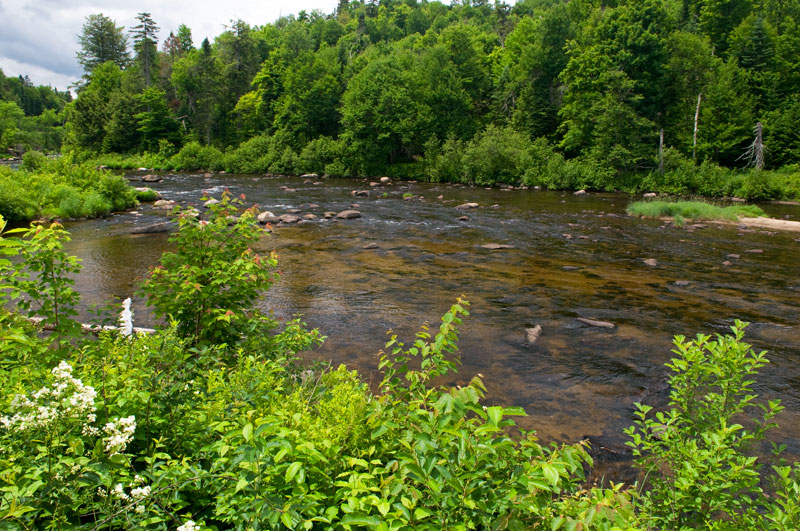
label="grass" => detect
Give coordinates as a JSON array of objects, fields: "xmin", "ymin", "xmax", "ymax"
[
  {"xmin": 135, "ymin": 188, "xmax": 160, "ymax": 202},
  {"xmin": 627, "ymin": 200, "xmax": 767, "ymax": 223}
]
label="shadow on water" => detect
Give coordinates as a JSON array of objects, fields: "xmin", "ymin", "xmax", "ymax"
[{"xmin": 60, "ymin": 172, "xmax": 800, "ymax": 478}]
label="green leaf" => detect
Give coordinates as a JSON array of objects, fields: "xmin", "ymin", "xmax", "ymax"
[
  {"xmin": 414, "ymin": 507, "xmax": 433, "ymax": 520},
  {"xmin": 541, "ymin": 463, "xmax": 560, "ymax": 487},
  {"xmin": 340, "ymin": 514, "xmax": 383, "ymax": 526},
  {"xmin": 242, "ymin": 422, "xmax": 253, "ymax": 442},
  {"xmin": 285, "ymin": 461, "xmax": 302, "ymax": 482}
]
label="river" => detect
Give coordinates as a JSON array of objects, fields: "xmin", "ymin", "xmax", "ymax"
[{"xmin": 59, "ymin": 172, "xmax": 800, "ymax": 472}]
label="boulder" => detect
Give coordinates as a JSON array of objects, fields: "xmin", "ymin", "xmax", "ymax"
[
  {"xmin": 577, "ymin": 318, "xmax": 615, "ymax": 329},
  {"xmin": 574, "ymin": 189, "xmax": 587, "ymax": 196},
  {"xmin": 457, "ymin": 216, "xmax": 470, "ymax": 221},
  {"xmin": 722, "ymin": 260, "xmax": 733, "ymax": 266},
  {"xmin": 279, "ymin": 214, "xmax": 301, "ymax": 224},
  {"xmin": 380, "ymin": 176, "xmax": 390, "ymax": 184},
  {"xmin": 455, "ymin": 202, "xmax": 479, "ymax": 209},
  {"xmin": 203, "ymin": 198, "xmax": 219, "ymax": 207},
  {"xmin": 130, "ymin": 222, "xmax": 174, "ymax": 234},
  {"xmin": 370, "ymin": 182, "xmax": 380, "ymax": 187},
  {"xmin": 525, "ymin": 325, "xmax": 542, "ymax": 344},
  {"xmin": 481, "ymin": 243, "xmax": 515, "ymax": 250},
  {"xmin": 257, "ymin": 211, "xmax": 276, "ymax": 223},
  {"xmin": 674, "ymin": 280, "xmax": 691, "ymax": 287},
  {"xmin": 643, "ymin": 192, "xmax": 657, "ymax": 198},
  {"xmin": 307, "ymin": 203, "xmax": 320, "ymax": 209},
  {"xmin": 300, "ymin": 173, "xmax": 318, "ymax": 178},
  {"xmin": 303, "ymin": 213, "xmax": 317, "ymax": 220},
  {"xmin": 286, "ymin": 208, "xmax": 302, "ymax": 214},
  {"xmin": 352, "ymin": 190, "xmax": 369, "ymax": 197},
  {"xmin": 337, "ymin": 210, "xmax": 362, "ymax": 220},
  {"xmin": 643, "ymin": 258, "xmax": 658, "ymax": 267},
  {"xmin": 324, "ymin": 211, "xmax": 336, "ymax": 219},
  {"xmin": 134, "ymin": 187, "xmax": 162, "ymax": 200},
  {"xmin": 727, "ymin": 253, "xmax": 741, "ymax": 259},
  {"xmin": 746, "ymin": 249, "xmax": 764, "ymax": 253},
  {"xmin": 141, "ymin": 174, "xmax": 162, "ymax": 182},
  {"xmin": 350, "ymin": 203, "xmax": 360, "ymax": 209}
]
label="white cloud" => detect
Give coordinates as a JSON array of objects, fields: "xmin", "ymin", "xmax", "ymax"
[{"xmin": 0, "ymin": 0, "xmax": 340, "ymax": 92}]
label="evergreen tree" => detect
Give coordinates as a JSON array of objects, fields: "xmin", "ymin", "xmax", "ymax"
[
  {"xmin": 131, "ymin": 13, "xmax": 160, "ymax": 87},
  {"xmin": 76, "ymin": 14, "xmax": 131, "ymax": 74}
]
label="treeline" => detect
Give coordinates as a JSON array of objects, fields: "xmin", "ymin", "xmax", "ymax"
[
  {"xmin": 65, "ymin": 0, "xmax": 800, "ymax": 193},
  {"xmin": 0, "ymin": 70, "xmax": 71, "ymax": 153}
]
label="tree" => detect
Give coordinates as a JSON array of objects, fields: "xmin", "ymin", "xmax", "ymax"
[
  {"xmin": 76, "ymin": 14, "xmax": 130, "ymax": 74},
  {"xmin": 0, "ymin": 101, "xmax": 24, "ymax": 152},
  {"xmin": 131, "ymin": 13, "xmax": 160, "ymax": 87}
]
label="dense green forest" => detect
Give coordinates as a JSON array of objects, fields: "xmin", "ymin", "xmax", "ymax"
[
  {"xmin": 59, "ymin": 0, "xmax": 800, "ymax": 197},
  {"xmin": 0, "ymin": 70, "xmax": 71, "ymax": 153}
]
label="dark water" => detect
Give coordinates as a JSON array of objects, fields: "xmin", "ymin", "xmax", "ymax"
[{"xmin": 60, "ymin": 172, "xmax": 800, "ymax": 468}]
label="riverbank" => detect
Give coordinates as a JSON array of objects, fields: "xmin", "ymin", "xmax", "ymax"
[{"xmin": 78, "ymin": 143, "xmax": 800, "ymax": 202}]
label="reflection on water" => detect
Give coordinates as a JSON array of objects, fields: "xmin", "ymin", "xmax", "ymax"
[{"xmin": 61, "ymin": 173, "xmax": 800, "ymax": 463}]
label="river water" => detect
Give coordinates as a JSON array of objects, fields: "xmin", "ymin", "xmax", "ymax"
[{"xmin": 60, "ymin": 172, "xmax": 800, "ymax": 468}]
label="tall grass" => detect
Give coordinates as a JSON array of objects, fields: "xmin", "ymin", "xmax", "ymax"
[{"xmin": 627, "ymin": 200, "xmax": 766, "ymax": 221}]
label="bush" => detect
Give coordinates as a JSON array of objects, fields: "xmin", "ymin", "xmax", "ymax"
[
  {"xmin": 461, "ymin": 125, "xmax": 532, "ymax": 185},
  {"xmin": 296, "ymin": 136, "xmax": 342, "ymax": 175},
  {"xmin": 170, "ymin": 141, "xmax": 224, "ymax": 171},
  {"xmin": 222, "ymin": 134, "xmax": 273, "ymax": 174},
  {"xmin": 21, "ymin": 150, "xmax": 48, "ymax": 171}
]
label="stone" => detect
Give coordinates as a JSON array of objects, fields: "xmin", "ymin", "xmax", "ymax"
[
  {"xmin": 727, "ymin": 253, "xmax": 741, "ymax": 259},
  {"xmin": 380, "ymin": 176, "xmax": 390, "ymax": 184},
  {"xmin": 153, "ymin": 199, "xmax": 177, "ymax": 209},
  {"xmin": 278, "ymin": 214, "xmax": 301, "ymax": 224},
  {"xmin": 307, "ymin": 203, "xmax": 320, "ymax": 209},
  {"xmin": 574, "ymin": 189, "xmax": 587, "ymax": 196},
  {"xmin": 137, "ymin": 167, "xmax": 148, "ymax": 171},
  {"xmin": 130, "ymin": 222, "xmax": 174, "ymax": 234},
  {"xmin": 455, "ymin": 202, "xmax": 479, "ymax": 209},
  {"xmin": 370, "ymin": 182, "xmax": 380, "ymax": 187},
  {"xmin": 457, "ymin": 216, "xmax": 470, "ymax": 221},
  {"xmin": 303, "ymin": 213, "xmax": 317, "ymax": 220},
  {"xmin": 204, "ymin": 198, "xmax": 219, "ymax": 207},
  {"xmin": 350, "ymin": 203, "xmax": 360, "ymax": 209},
  {"xmin": 352, "ymin": 190, "xmax": 369, "ymax": 197},
  {"xmin": 324, "ymin": 211, "xmax": 336, "ymax": 219},
  {"xmin": 562, "ymin": 266, "xmax": 580, "ymax": 271},
  {"xmin": 286, "ymin": 208, "xmax": 302, "ymax": 214},
  {"xmin": 134, "ymin": 187, "xmax": 162, "ymax": 200},
  {"xmin": 644, "ymin": 258, "xmax": 658, "ymax": 267},
  {"xmin": 526, "ymin": 325, "xmax": 542, "ymax": 344},
  {"xmin": 722, "ymin": 261, "xmax": 732, "ymax": 266},
  {"xmin": 563, "ymin": 233, "xmax": 573, "ymax": 239},
  {"xmin": 437, "ymin": 195, "xmax": 444, "ymax": 200},
  {"xmin": 577, "ymin": 318, "xmax": 615, "ymax": 329},
  {"xmin": 297, "ymin": 219, "xmax": 314, "ymax": 225},
  {"xmin": 141, "ymin": 174, "xmax": 162, "ymax": 182},
  {"xmin": 746, "ymin": 249, "xmax": 764, "ymax": 253},
  {"xmin": 363, "ymin": 243, "xmax": 379, "ymax": 249},
  {"xmin": 730, "ymin": 197, "xmax": 746, "ymax": 202},
  {"xmin": 643, "ymin": 192, "xmax": 657, "ymax": 198},
  {"xmin": 284, "ymin": 188, "xmax": 297, "ymax": 193},
  {"xmin": 674, "ymin": 280, "xmax": 690, "ymax": 287},
  {"xmin": 481, "ymin": 243, "xmax": 515, "ymax": 250},
  {"xmin": 337, "ymin": 210, "xmax": 362, "ymax": 220},
  {"xmin": 257, "ymin": 211, "xmax": 276, "ymax": 224},
  {"xmin": 300, "ymin": 173, "xmax": 318, "ymax": 178}
]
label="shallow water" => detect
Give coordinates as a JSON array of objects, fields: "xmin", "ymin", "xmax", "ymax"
[{"xmin": 61, "ymin": 173, "xmax": 800, "ymax": 468}]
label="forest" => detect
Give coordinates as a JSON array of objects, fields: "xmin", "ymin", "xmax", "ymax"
[
  {"xmin": 19, "ymin": 0, "xmax": 799, "ymax": 198},
  {"xmin": 0, "ymin": 71, "xmax": 71, "ymax": 154}
]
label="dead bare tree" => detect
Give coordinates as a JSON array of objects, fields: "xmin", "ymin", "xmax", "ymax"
[{"xmin": 738, "ymin": 121, "xmax": 766, "ymax": 169}]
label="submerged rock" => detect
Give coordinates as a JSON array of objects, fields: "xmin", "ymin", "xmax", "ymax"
[
  {"xmin": 131, "ymin": 222, "xmax": 174, "ymax": 234},
  {"xmin": 577, "ymin": 317, "xmax": 616, "ymax": 329},
  {"xmin": 455, "ymin": 202, "xmax": 479, "ymax": 209},
  {"xmin": 363, "ymin": 243, "xmax": 379, "ymax": 250},
  {"xmin": 153, "ymin": 199, "xmax": 177, "ymax": 210},
  {"xmin": 643, "ymin": 258, "xmax": 658, "ymax": 267},
  {"xmin": 278, "ymin": 214, "xmax": 300, "ymax": 224},
  {"xmin": 380, "ymin": 176, "xmax": 391, "ymax": 184},
  {"xmin": 574, "ymin": 189, "xmax": 587, "ymax": 196}
]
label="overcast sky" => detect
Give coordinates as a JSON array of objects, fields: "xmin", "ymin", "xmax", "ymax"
[{"xmin": 0, "ymin": 0, "xmax": 341, "ymax": 92}]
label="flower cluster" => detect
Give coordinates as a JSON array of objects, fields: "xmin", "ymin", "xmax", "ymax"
[
  {"xmin": 177, "ymin": 520, "xmax": 198, "ymax": 531},
  {"xmin": 103, "ymin": 415, "xmax": 136, "ymax": 455},
  {"xmin": 0, "ymin": 361, "xmax": 96, "ymax": 432},
  {"xmin": 119, "ymin": 297, "xmax": 134, "ymax": 336}
]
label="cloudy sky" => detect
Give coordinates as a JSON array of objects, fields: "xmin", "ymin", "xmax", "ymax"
[{"xmin": 0, "ymin": 0, "xmax": 340, "ymax": 92}]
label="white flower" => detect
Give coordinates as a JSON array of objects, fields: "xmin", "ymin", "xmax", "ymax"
[
  {"xmin": 119, "ymin": 297, "xmax": 134, "ymax": 336},
  {"xmin": 131, "ymin": 485, "xmax": 151, "ymax": 499},
  {"xmin": 177, "ymin": 520, "xmax": 198, "ymax": 531},
  {"xmin": 103, "ymin": 415, "xmax": 136, "ymax": 454},
  {"xmin": 135, "ymin": 504, "xmax": 145, "ymax": 514}
]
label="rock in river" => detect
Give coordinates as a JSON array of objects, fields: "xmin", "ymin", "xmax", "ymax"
[
  {"xmin": 279, "ymin": 214, "xmax": 301, "ymax": 224},
  {"xmin": 577, "ymin": 317, "xmax": 616, "ymax": 329},
  {"xmin": 481, "ymin": 243, "xmax": 515, "ymax": 250},
  {"xmin": 141, "ymin": 174, "xmax": 162, "ymax": 182},
  {"xmin": 153, "ymin": 199, "xmax": 177, "ymax": 210},
  {"xmin": 131, "ymin": 222, "xmax": 174, "ymax": 234},
  {"xmin": 455, "ymin": 202, "xmax": 479, "ymax": 209},
  {"xmin": 643, "ymin": 258, "xmax": 658, "ymax": 267},
  {"xmin": 257, "ymin": 211, "xmax": 276, "ymax": 223},
  {"xmin": 337, "ymin": 210, "xmax": 362, "ymax": 219},
  {"xmin": 526, "ymin": 325, "xmax": 542, "ymax": 344}
]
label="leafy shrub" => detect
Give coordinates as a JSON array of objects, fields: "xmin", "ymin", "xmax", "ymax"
[
  {"xmin": 296, "ymin": 136, "xmax": 342, "ymax": 175},
  {"xmin": 461, "ymin": 125, "xmax": 532, "ymax": 185},
  {"xmin": 140, "ymin": 192, "xmax": 279, "ymax": 347},
  {"xmin": 222, "ymin": 134, "xmax": 273, "ymax": 174},
  {"xmin": 170, "ymin": 141, "xmax": 224, "ymax": 171},
  {"xmin": 21, "ymin": 150, "xmax": 48, "ymax": 171},
  {"xmin": 135, "ymin": 188, "xmax": 160, "ymax": 202},
  {"xmin": 626, "ymin": 322, "xmax": 784, "ymax": 529}
]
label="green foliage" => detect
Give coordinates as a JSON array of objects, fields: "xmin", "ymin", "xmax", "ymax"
[
  {"xmin": 169, "ymin": 141, "xmax": 224, "ymax": 171},
  {"xmin": 0, "ymin": 158, "xmax": 137, "ymax": 222},
  {"xmin": 626, "ymin": 322, "xmax": 784, "ymax": 529},
  {"xmin": 627, "ymin": 200, "xmax": 766, "ymax": 221},
  {"xmin": 140, "ymin": 192, "xmax": 278, "ymax": 346}
]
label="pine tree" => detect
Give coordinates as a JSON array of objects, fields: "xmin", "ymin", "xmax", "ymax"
[
  {"xmin": 131, "ymin": 13, "xmax": 160, "ymax": 87},
  {"xmin": 76, "ymin": 14, "xmax": 130, "ymax": 74}
]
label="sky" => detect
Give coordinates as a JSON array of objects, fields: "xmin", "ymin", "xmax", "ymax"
[{"xmin": 0, "ymin": 0, "xmax": 341, "ymax": 92}]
